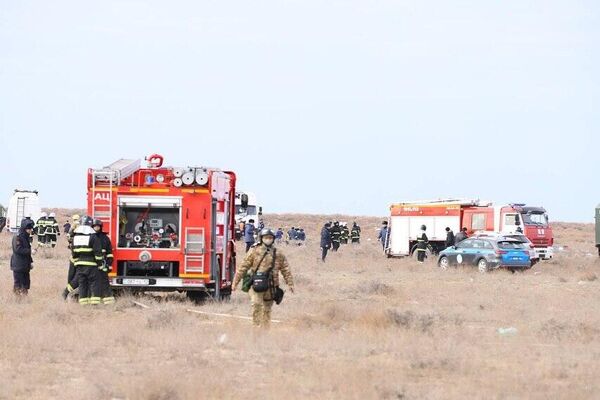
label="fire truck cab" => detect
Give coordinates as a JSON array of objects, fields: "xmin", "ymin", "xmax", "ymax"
[{"xmin": 87, "ymin": 154, "xmax": 237, "ymax": 301}]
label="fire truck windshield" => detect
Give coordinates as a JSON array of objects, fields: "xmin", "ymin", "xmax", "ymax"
[
  {"xmin": 522, "ymin": 213, "xmax": 548, "ymax": 226},
  {"xmin": 236, "ymin": 205, "xmax": 257, "ymax": 216},
  {"xmin": 118, "ymin": 206, "xmax": 180, "ymax": 249}
]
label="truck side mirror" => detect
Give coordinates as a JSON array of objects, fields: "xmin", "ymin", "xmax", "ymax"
[
  {"xmin": 241, "ymin": 194, "xmax": 249, "ymax": 208},
  {"xmin": 258, "ymin": 207, "xmax": 263, "ymax": 216},
  {"xmin": 515, "ymin": 214, "xmax": 521, "ymax": 226}
]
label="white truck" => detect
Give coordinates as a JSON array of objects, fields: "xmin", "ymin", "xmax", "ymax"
[
  {"xmin": 234, "ymin": 192, "xmax": 262, "ymax": 240},
  {"xmin": 6, "ymin": 190, "xmax": 42, "ymax": 233}
]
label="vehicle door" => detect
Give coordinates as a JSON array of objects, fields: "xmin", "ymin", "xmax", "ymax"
[
  {"xmin": 464, "ymin": 239, "xmax": 486, "ymax": 265},
  {"xmin": 454, "ymin": 239, "xmax": 474, "ymax": 266}
]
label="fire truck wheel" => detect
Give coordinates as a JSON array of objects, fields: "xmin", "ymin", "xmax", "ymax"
[
  {"xmin": 186, "ymin": 290, "xmax": 209, "ymax": 304},
  {"xmin": 219, "ymin": 292, "xmax": 231, "ymax": 302},
  {"xmin": 477, "ymin": 258, "xmax": 488, "ymax": 273}
]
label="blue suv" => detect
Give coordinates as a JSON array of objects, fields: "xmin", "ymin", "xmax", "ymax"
[{"xmin": 438, "ymin": 238, "xmax": 531, "ymax": 272}]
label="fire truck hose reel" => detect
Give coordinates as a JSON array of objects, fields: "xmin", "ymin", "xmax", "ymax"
[
  {"xmin": 182, "ymin": 172, "xmax": 195, "ymax": 185},
  {"xmin": 173, "ymin": 178, "xmax": 183, "ymax": 187},
  {"xmin": 195, "ymin": 170, "xmax": 209, "ymax": 185}
]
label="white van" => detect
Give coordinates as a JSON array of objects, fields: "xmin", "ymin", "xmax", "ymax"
[{"xmin": 6, "ymin": 190, "xmax": 41, "ymax": 233}]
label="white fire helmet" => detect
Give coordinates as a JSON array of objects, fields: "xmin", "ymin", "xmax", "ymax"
[
  {"xmin": 41, "ymin": 212, "xmax": 48, "ymax": 218},
  {"xmin": 49, "ymin": 212, "xmax": 56, "ymax": 218}
]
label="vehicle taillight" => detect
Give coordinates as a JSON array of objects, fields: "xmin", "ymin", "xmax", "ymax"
[{"xmin": 495, "ymin": 250, "xmax": 507, "ymax": 256}]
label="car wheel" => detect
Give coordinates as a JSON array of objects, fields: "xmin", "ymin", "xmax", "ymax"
[
  {"xmin": 477, "ymin": 258, "xmax": 488, "ymax": 273},
  {"xmin": 438, "ymin": 256, "xmax": 450, "ymax": 270}
]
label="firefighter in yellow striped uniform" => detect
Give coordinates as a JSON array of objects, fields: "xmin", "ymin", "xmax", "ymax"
[
  {"xmin": 46, "ymin": 212, "xmax": 60, "ymax": 248},
  {"xmin": 92, "ymin": 219, "xmax": 115, "ymax": 304},
  {"xmin": 71, "ymin": 216, "xmax": 103, "ymax": 305},
  {"xmin": 35, "ymin": 212, "xmax": 48, "ymax": 247},
  {"xmin": 62, "ymin": 215, "xmax": 81, "ymax": 300},
  {"xmin": 416, "ymin": 225, "xmax": 428, "ymax": 264}
]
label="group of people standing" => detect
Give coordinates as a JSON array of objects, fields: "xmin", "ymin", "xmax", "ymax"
[
  {"xmin": 320, "ymin": 221, "xmax": 362, "ymax": 262},
  {"xmin": 62, "ymin": 215, "xmax": 115, "ymax": 305},
  {"xmin": 34, "ymin": 212, "xmax": 60, "ymax": 248},
  {"xmin": 9, "ymin": 212, "xmax": 115, "ymax": 305},
  {"xmin": 282, "ymin": 227, "xmax": 306, "ymax": 245}
]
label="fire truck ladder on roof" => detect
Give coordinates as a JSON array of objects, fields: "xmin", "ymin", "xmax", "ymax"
[
  {"xmin": 16, "ymin": 197, "xmax": 26, "ymax": 228},
  {"xmin": 395, "ymin": 198, "xmax": 487, "ymax": 207},
  {"xmin": 91, "ymin": 159, "xmax": 140, "ymax": 231}
]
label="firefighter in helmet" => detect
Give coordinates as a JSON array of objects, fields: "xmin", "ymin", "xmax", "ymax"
[
  {"xmin": 35, "ymin": 212, "xmax": 48, "ymax": 247},
  {"xmin": 92, "ymin": 219, "xmax": 115, "ymax": 305},
  {"xmin": 232, "ymin": 228, "xmax": 295, "ymax": 328},
  {"xmin": 46, "ymin": 212, "xmax": 60, "ymax": 248},
  {"xmin": 351, "ymin": 222, "xmax": 361, "ymax": 244},
  {"xmin": 330, "ymin": 221, "xmax": 342, "ymax": 251},
  {"xmin": 416, "ymin": 225, "xmax": 429, "ymax": 263},
  {"xmin": 340, "ymin": 223, "xmax": 350, "ymax": 245},
  {"xmin": 71, "ymin": 216, "xmax": 103, "ymax": 305}
]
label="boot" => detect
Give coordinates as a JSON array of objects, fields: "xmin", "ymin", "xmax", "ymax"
[{"xmin": 62, "ymin": 288, "xmax": 69, "ymax": 300}]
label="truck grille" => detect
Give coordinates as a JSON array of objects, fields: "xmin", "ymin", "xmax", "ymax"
[{"xmin": 533, "ymin": 238, "xmax": 550, "ymax": 246}]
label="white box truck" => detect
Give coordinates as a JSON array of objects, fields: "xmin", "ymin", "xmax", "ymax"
[{"xmin": 6, "ymin": 190, "xmax": 41, "ymax": 233}]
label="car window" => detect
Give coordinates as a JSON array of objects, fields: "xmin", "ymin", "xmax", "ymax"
[
  {"xmin": 457, "ymin": 239, "xmax": 473, "ymax": 249},
  {"xmin": 498, "ymin": 241, "xmax": 526, "ymax": 250},
  {"xmin": 473, "ymin": 239, "xmax": 489, "ymax": 249},
  {"xmin": 482, "ymin": 240, "xmax": 494, "ymax": 249},
  {"xmin": 505, "ymin": 234, "xmax": 528, "ymax": 243}
]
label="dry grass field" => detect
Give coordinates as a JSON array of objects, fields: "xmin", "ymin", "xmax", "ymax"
[{"xmin": 1, "ymin": 210, "xmax": 600, "ymax": 399}]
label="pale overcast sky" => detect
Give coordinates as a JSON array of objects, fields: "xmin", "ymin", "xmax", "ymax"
[{"xmin": 1, "ymin": 1, "xmax": 598, "ymax": 222}]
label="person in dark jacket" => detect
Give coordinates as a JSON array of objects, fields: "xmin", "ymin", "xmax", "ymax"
[
  {"xmin": 298, "ymin": 229, "xmax": 306, "ymax": 242},
  {"xmin": 287, "ymin": 227, "xmax": 297, "ymax": 242},
  {"xmin": 244, "ymin": 219, "xmax": 256, "ymax": 252},
  {"xmin": 275, "ymin": 228, "xmax": 284, "ymax": 244},
  {"xmin": 10, "ymin": 219, "xmax": 35, "ymax": 296},
  {"xmin": 320, "ymin": 223, "xmax": 332, "ymax": 262},
  {"xmin": 445, "ymin": 227, "xmax": 455, "ymax": 249},
  {"xmin": 378, "ymin": 221, "xmax": 389, "ymax": 251},
  {"xmin": 454, "ymin": 227, "xmax": 469, "ymax": 245},
  {"xmin": 63, "ymin": 221, "xmax": 72, "ymax": 235}
]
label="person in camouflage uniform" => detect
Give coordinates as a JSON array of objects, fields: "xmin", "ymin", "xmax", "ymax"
[{"xmin": 232, "ymin": 228, "xmax": 295, "ymax": 328}]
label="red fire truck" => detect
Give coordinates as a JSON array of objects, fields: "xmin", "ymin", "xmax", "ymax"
[
  {"xmin": 87, "ymin": 154, "xmax": 237, "ymax": 301},
  {"xmin": 386, "ymin": 199, "xmax": 554, "ymax": 260}
]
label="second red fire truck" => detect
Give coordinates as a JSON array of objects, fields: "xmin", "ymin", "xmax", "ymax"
[{"xmin": 386, "ymin": 199, "xmax": 554, "ymax": 260}]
